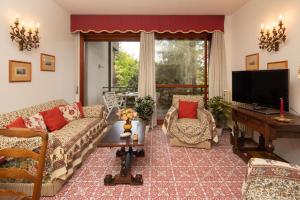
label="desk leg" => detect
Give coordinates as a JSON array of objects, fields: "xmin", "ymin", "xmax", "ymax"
[
  {"xmin": 104, "ymin": 147, "xmax": 144, "ymax": 185},
  {"xmin": 233, "ymin": 121, "xmax": 239, "ymax": 153},
  {"xmin": 266, "ymin": 140, "xmax": 275, "ymax": 153},
  {"xmin": 259, "ymin": 134, "xmax": 265, "ymax": 150}
]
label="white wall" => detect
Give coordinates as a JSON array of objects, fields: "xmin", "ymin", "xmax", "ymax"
[
  {"xmin": 85, "ymin": 42, "xmax": 109, "ymax": 105},
  {"xmin": 0, "ymin": 0, "xmax": 76, "ymax": 113},
  {"xmin": 226, "ymin": 0, "xmax": 300, "ymax": 164}
]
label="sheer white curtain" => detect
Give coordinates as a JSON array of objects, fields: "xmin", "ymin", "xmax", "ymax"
[
  {"xmin": 208, "ymin": 31, "xmax": 227, "ymax": 98},
  {"xmin": 138, "ymin": 32, "xmax": 157, "ymax": 127}
]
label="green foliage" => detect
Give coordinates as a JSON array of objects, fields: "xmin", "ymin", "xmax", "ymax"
[
  {"xmin": 155, "ymin": 40, "xmax": 205, "ymax": 85},
  {"xmin": 114, "ymin": 51, "xmax": 138, "ymax": 89},
  {"xmin": 134, "ymin": 96, "xmax": 155, "ymax": 121},
  {"xmin": 208, "ymin": 96, "xmax": 231, "ymax": 127}
]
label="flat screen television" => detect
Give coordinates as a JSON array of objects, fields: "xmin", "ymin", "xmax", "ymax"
[{"xmin": 232, "ymin": 69, "xmax": 289, "ymax": 112}]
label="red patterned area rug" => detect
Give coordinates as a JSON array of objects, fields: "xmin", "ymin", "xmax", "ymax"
[{"xmin": 43, "ymin": 127, "xmax": 246, "ymax": 200}]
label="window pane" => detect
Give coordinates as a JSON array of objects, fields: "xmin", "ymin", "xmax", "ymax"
[
  {"xmin": 112, "ymin": 42, "xmax": 139, "ymax": 92},
  {"xmin": 155, "ymin": 40, "xmax": 206, "ymax": 120},
  {"xmin": 155, "ymin": 40, "xmax": 205, "ymax": 85}
]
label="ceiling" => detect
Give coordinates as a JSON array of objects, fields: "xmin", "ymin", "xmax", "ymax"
[{"xmin": 54, "ymin": 0, "xmax": 249, "ymax": 15}]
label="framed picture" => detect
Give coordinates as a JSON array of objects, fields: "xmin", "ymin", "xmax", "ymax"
[
  {"xmin": 40, "ymin": 53, "xmax": 55, "ymax": 71},
  {"xmin": 9, "ymin": 60, "xmax": 31, "ymax": 82},
  {"xmin": 267, "ymin": 60, "xmax": 288, "ymax": 69},
  {"xmin": 245, "ymin": 53, "xmax": 259, "ymax": 70}
]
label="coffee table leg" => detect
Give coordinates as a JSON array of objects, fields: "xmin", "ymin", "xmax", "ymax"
[{"xmin": 104, "ymin": 147, "xmax": 144, "ymax": 186}]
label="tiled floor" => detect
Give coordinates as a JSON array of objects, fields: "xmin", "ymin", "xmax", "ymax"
[{"xmin": 42, "ymin": 127, "xmax": 247, "ymax": 200}]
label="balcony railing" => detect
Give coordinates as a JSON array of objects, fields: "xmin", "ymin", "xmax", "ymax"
[
  {"xmin": 156, "ymin": 84, "xmax": 208, "ymax": 120},
  {"xmin": 101, "ymin": 84, "xmax": 208, "ymax": 120}
]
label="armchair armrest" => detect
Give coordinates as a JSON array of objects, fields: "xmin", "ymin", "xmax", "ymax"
[
  {"xmin": 83, "ymin": 105, "xmax": 107, "ymax": 119},
  {"xmin": 198, "ymin": 108, "xmax": 218, "ymax": 143},
  {"xmin": 162, "ymin": 106, "xmax": 177, "ymax": 134}
]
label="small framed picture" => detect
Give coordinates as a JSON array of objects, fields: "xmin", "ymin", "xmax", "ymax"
[
  {"xmin": 9, "ymin": 60, "xmax": 32, "ymax": 82},
  {"xmin": 245, "ymin": 53, "xmax": 259, "ymax": 70},
  {"xmin": 267, "ymin": 60, "xmax": 288, "ymax": 69},
  {"xmin": 40, "ymin": 53, "xmax": 55, "ymax": 71}
]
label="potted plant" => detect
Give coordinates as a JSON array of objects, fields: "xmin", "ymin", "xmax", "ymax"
[
  {"xmin": 208, "ymin": 96, "xmax": 231, "ymax": 135},
  {"xmin": 134, "ymin": 95, "xmax": 155, "ymax": 124}
]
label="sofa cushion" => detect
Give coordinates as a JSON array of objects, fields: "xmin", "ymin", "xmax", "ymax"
[
  {"xmin": 59, "ymin": 103, "xmax": 81, "ymax": 122},
  {"xmin": 6, "ymin": 117, "xmax": 26, "ymax": 128},
  {"xmin": 0, "ymin": 99, "xmax": 68, "ymax": 129},
  {"xmin": 24, "ymin": 113, "xmax": 48, "ymax": 132},
  {"xmin": 42, "ymin": 107, "xmax": 68, "ymax": 132},
  {"xmin": 76, "ymin": 102, "xmax": 85, "ymax": 118},
  {"xmin": 51, "ymin": 118, "xmax": 106, "ymax": 151},
  {"xmin": 178, "ymin": 100, "xmax": 198, "ymax": 119}
]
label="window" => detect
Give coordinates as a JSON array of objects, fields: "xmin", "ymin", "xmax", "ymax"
[{"xmin": 155, "ymin": 35, "xmax": 210, "ymax": 120}]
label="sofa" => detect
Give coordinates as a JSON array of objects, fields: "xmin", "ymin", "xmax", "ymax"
[
  {"xmin": 0, "ymin": 99, "xmax": 107, "ymax": 196},
  {"xmin": 242, "ymin": 158, "xmax": 300, "ymax": 200},
  {"xmin": 162, "ymin": 95, "xmax": 218, "ymax": 149}
]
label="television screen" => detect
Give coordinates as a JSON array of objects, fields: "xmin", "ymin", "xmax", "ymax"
[{"xmin": 232, "ymin": 69, "xmax": 289, "ymax": 111}]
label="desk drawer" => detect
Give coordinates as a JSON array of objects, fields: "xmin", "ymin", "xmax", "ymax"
[{"xmin": 233, "ymin": 112, "xmax": 265, "ymax": 133}]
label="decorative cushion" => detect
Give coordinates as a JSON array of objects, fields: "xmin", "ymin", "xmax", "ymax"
[
  {"xmin": 178, "ymin": 100, "xmax": 198, "ymax": 119},
  {"xmin": 41, "ymin": 107, "xmax": 68, "ymax": 132},
  {"xmin": 76, "ymin": 102, "xmax": 85, "ymax": 118},
  {"xmin": 59, "ymin": 103, "xmax": 81, "ymax": 122},
  {"xmin": 24, "ymin": 113, "xmax": 48, "ymax": 132},
  {"xmin": 6, "ymin": 117, "xmax": 26, "ymax": 128}
]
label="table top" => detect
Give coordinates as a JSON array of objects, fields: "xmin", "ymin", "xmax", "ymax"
[{"xmin": 99, "ymin": 120, "xmax": 146, "ymax": 147}]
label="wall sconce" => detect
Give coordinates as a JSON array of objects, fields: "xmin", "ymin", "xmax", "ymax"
[
  {"xmin": 10, "ymin": 14, "xmax": 40, "ymax": 51},
  {"xmin": 259, "ymin": 15, "xmax": 286, "ymax": 52}
]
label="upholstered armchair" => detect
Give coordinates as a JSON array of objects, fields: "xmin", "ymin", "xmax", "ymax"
[
  {"xmin": 162, "ymin": 95, "xmax": 217, "ymax": 149},
  {"xmin": 242, "ymin": 158, "xmax": 300, "ymax": 200}
]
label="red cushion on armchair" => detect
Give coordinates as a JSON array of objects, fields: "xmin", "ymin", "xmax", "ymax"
[{"xmin": 178, "ymin": 100, "xmax": 198, "ymax": 119}]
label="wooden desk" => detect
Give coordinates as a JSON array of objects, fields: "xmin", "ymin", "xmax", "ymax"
[{"xmin": 231, "ymin": 105, "xmax": 300, "ymax": 162}]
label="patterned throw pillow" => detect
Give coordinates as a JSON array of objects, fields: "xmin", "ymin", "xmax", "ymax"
[
  {"xmin": 24, "ymin": 113, "xmax": 48, "ymax": 132},
  {"xmin": 59, "ymin": 103, "xmax": 81, "ymax": 122}
]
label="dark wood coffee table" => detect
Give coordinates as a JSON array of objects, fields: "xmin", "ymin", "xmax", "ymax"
[{"xmin": 98, "ymin": 120, "xmax": 146, "ymax": 185}]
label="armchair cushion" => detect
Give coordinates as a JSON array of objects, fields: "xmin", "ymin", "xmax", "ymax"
[{"xmin": 178, "ymin": 100, "xmax": 198, "ymax": 119}]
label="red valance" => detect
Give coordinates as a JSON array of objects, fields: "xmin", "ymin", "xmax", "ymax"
[{"xmin": 71, "ymin": 15, "xmax": 224, "ymax": 33}]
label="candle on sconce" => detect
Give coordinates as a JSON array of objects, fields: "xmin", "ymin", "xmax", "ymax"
[
  {"xmin": 272, "ymin": 21, "xmax": 276, "ymax": 29},
  {"xmin": 36, "ymin": 23, "xmax": 40, "ymax": 31},
  {"xmin": 15, "ymin": 14, "xmax": 20, "ymax": 22},
  {"xmin": 266, "ymin": 25, "xmax": 270, "ymax": 33},
  {"xmin": 28, "ymin": 25, "xmax": 33, "ymax": 33},
  {"xmin": 279, "ymin": 14, "xmax": 283, "ymax": 22},
  {"xmin": 260, "ymin": 24, "xmax": 264, "ymax": 31}
]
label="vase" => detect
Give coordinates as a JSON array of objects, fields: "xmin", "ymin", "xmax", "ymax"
[{"xmin": 123, "ymin": 119, "xmax": 132, "ymax": 133}]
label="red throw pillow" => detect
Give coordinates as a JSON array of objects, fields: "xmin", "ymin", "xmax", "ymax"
[
  {"xmin": 6, "ymin": 117, "xmax": 26, "ymax": 128},
  {"xmin": 76, "ymin": 102, "xmax": 85, "ymax": 118},
  {"xmin": 41, "ymin": 107, "xmax": 68, "ymax": 132},
  {"xmin": 178, "ymin": 100, "xmax": 198, "ymax": 119}
]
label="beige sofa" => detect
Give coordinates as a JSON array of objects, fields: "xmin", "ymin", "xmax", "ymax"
[{"xmin": 0, "ymin": 99, "xmax": 107, "ymax": 196}]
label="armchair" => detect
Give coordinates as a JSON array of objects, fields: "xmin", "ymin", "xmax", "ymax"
[
  {"xmin": 162, "ymin": 95, "xmax": 217, "ymax": 149},
  {"xmin": 242, "ymin": 158, "xmax": 300, "ymax": 200}
]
